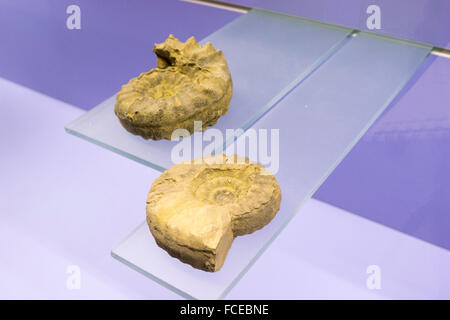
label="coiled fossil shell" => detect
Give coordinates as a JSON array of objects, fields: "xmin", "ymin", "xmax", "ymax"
[
  {"xmin": 146, "ymin": 154, "xmax": 282, "ymax": 272},
  {"xmin": 114, "ymin": 35, "xmax": 233, "ymax": 140}
]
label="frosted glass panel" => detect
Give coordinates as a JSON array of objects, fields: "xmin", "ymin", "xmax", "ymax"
[{"xmin": 65, "ymin": 9, "xmax": 351, "ymax": 171}]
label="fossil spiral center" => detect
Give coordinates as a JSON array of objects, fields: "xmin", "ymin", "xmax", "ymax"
[{"xmin": 192, "ymin": 171, "xmax": 251, "ymax": 205}]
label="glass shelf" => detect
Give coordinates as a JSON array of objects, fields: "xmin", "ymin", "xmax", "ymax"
[
  {"xmin": 111, "ymin": 31, "xmax": 430, "ymax": 299},
  {"xmin": 65, "ymin": 9, "xmax": 351, "ymax": 171}
]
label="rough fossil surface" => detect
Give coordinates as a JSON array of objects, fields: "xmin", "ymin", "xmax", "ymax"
[
  {"xmin": 114, "ymin": 35, "xmax": 233, "ymax": 140},
  {"xmin": 146, "ymin": 154, "xmax": 282, "ymax": 272}
]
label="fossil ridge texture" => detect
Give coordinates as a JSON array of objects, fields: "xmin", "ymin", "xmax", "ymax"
[
  {"xmin": 114, "ymin": 35, "xmax": 233, "ymax": 140},
  {"xmin": 146, "ymin": 154, "xmax": 282, "ymax": 272}
]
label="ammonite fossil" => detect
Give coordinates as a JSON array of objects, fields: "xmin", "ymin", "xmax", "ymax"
[
  {"xmin": 146, "ymin": 154, "xmax": 282, "ymax": 272},
  {"xmin": 114, "ymin": 35, "xmax": 233, "ymax": 140}
]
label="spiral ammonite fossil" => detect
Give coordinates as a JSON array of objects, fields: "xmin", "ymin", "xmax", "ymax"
[
  {"xmin": 146, "ymin": 154, "xmax": 282, "ymax": 272},
  {"xmin": 114, "ymin": 35, "xmax": 233, "ymax": 140}
]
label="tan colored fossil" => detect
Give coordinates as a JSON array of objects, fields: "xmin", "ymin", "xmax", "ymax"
[
  {"xmin": 114, "ymin": 35, "xmax": 233, "ymax": 140},
  {"xmin": 146, "ymin": 154, "xmax": 282, "ymax": 272}
]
